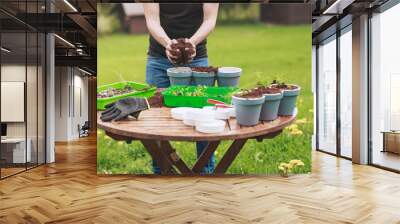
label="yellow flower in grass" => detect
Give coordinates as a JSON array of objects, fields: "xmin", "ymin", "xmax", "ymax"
[
  {"xmin": 286, "ymin": 124, "xmax": 298, "ymax": 131},
  {"xmin": 285, "ymin": 124, "xmax": 303, "ymax": 136},
  {"xmin": 278, "ymin": 159, "xmax": 305, "ymax": 177},
  {"xmin": 291, "ymin": 130, "xmax": 303, "ymax": 136},
  {"xmin": 289, "ymin": 159, "xmax": 305, "ymax": 166},
  {"xmin": 295, "ymin": 118, "xmax": 307, "ymax": 124}
]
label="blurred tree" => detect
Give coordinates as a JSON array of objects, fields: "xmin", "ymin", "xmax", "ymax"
[
  {"xmin": 218, "ymin": 4, "xmax": 260, "ymax": 24},
  {"xmin": 98, "ymin": 4, "xmax": 121, "ymax": 36}
]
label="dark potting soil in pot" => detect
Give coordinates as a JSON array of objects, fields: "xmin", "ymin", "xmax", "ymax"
[
  {"xmin": 255, "ymin": 86, "xmax": 282, "ymax": 94},
  {"xmin": 191, "ymin": 66, "xmax": 218, "ymax": 73},
  {"xmin": 235, "ymin": 88, "xmax": 264, "ymax": 98},
  {"xmin": 97, "ymin": 85, "xmax": 135, "ymax": 98},
  {"xmin": 170, "ymin": 38, "xmax": 195, "ymax": 65},
  {"xmin": 270, "ymin": 80, "xmax": 298, "ymax": 90}
]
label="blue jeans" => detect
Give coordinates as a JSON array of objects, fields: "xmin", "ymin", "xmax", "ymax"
[{"xmin": 146, "ymin": 56, "xmax": 215, "ymax": 174}]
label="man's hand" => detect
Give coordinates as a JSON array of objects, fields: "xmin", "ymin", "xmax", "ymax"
[
  {"xmin": 165, "ymin": 39, "xmax": 179, "ymax": 64},
  {"xmin": 185, "ymin": 38, "xmax": 196, "ymax": 63}
]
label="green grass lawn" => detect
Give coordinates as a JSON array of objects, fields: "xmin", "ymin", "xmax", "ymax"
[{"xmin": 97, "ymin": 23, "xmax": 313, "ymax": 175}]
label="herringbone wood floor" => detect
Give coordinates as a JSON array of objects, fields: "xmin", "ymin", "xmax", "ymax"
[{"xmin": 1, "ymin": 135, "xmax": 400, "ymax": 224}]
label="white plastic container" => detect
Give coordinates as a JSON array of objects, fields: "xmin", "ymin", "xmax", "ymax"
[
  {"xmin": 203, "ymin": 106, "xmax": 233, "ymax": 120},
  {"xmin": 228, "ymin": 108, "xmax": 236, "ymax": 118},
  {"xmin": 195, "ymin": 120, "xmax": 226, "ymax": 134},
  {"xmin": 183, "ymin": 108, "xmax": 214, "ymax": 126},
  {"xmin": 171, "ymin": 107, "xmax": 192, "ymax": 120}
]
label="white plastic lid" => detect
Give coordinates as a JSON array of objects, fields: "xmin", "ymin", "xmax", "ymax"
[
  {"xmin": 171, "ymin": 107, "xmax": 193, "ymax": 120},
  {"xmin": 195, "ymin": 120, "xmax": 226, "ymax": 134},
  {"xmin": 203, "ymin": 106, "xmax": 233, "ymax": 120}
]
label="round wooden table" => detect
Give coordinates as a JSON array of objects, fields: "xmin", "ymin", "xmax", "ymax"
[{"xmin": 98, "ymin": 108, "xmax": 296, "ymax": 175}]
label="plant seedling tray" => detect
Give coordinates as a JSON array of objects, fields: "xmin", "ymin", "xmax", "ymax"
[
  {"xmin": 162, "ymin": 86, "xmax": 239, "ymax": 108},
  {"xmin": 97, "ymin": 81, "xmax": 156, "ymax": 110}
]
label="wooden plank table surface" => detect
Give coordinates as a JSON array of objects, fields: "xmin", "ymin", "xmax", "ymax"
[{"xmin": 97, "ymin": 108, "xmax": 296, "ymax": 175}]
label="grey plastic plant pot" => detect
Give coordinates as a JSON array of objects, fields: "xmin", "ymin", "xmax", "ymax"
[
  {"xmin": 278, "ymin": 85, "xmax": 301, "ymax": 116},
  {"xmin": 192, "ymin": 71, "xmax": 215, "ymax": 86},
  {"xmin": 167, "ymin": 67, "xmax": 192, "ymax": 86},
  {"xmin": 232, "ymin": 95, "xmax": 265, "ymax": 126},
  {"xmin": 260, "ymin": 92, "xmax": 283, "ymax": 121},
  {"xmin": 217, "ymin": 67, "xmax": 242, "ymax": 87}
]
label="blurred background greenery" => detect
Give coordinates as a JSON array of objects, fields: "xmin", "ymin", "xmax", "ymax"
[{"xmin": 97, "ymin": 3, "xmax": 312, "ymax": 175}]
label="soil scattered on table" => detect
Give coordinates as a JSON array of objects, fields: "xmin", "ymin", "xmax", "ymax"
[
  {"xmin": 148, "ymin": 90, "xmax": 164, "ymax": 108},
  {"xmin": 191, "ymin": 66, "xmax": 218, "ymax": 73},
  {"xmin": 171, "ymin": 38, "xmax": 194, "ymax": 65},
  {"xmin": 97, "ymin": 85, "xmax": 135, "ymax": 98}
]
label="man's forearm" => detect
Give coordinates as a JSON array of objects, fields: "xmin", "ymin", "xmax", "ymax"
[
  {"xmin": 189, "ymin": 19, "xmax": 216, "ymax": 46},
  {"xmin": 143, "ymin": 4, "xmax": 171, "ymax": 48},
  {"xmin": 146, "ymin": 20, "xmax": 171, "ymax": 48},
  {"xmin": 190, "ymin": 3, "xmax": 219, "ymax": 46}
]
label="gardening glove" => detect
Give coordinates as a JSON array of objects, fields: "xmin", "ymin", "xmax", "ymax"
[{"xmin": 100, "ymin": 97, "xmax": 150, "ymax": 122}]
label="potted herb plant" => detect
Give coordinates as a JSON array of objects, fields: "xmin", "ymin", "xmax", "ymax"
[
  {"xmin": 167, "ymin": 67, "xmax": 192, "ymax": 86},
  {"xmin": 191, "ymin": 66, "xmax": 217, "ymax": 86},
  {"xmin": 256, "ymin": 86, "xmax": 283, "ymax": 121},
  {"xmin": 231, "ymin": 88, "xmax": 265, "ymax": 126},
  {"xmin": 270, "ymin": 80, "xmax": 300, "ymax": 116},
  {"xmin": 217, "ymin": 67, "xmax": 242, "ymax": 87}
]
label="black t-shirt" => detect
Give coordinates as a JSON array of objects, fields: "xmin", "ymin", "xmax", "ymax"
[{"xmin": 148, "ymin": 3, "xmax": 207, "ymax": 59}]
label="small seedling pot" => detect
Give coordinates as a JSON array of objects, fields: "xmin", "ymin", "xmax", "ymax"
[
  {"xmin": 260, "ymin": 92, "xmax": 283, "ymax": 121},
  {"xmin": 277, "ymin": 85, "xmax": 301, "ymax": 116},
  {"xmin": 232, "ymin": 95, "xmax": 265, "ymax": 126},
  {"xmin": 217, "ymin": 67, "xmax": 242, "ymax": 87},
  {"xmin": 192, "ymin": 71, "xmax": 215, "ymax": 86},
  {"xmin": 167, "ymin": 67, "xmax": 192, "ymax": 86}
]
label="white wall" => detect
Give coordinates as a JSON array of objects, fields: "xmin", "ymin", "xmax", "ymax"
[
  {"xmin": 54, "ymin": 67, "xmax": 89, "ymax": 141},
  {"xmin": 1, "ymin": 64, "xmax": 46, "ymax": 164}
]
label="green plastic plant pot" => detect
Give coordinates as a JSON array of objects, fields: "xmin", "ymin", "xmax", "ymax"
[
  {"xmin": 232, "ymin": 95, "xmax": 265, "ymax": 126},
  {"xmin": 167, "ymin": 67, "xmax": 192, "ymax": 86},
  {"xmin": 97, "ymin": 81, "xmax": 156, "ymax": 111},
  {"xmin": 217, "ymin": 67, "xmax": 242, "ymax": 87},
  {"xmin": 278, "ymin": 85, "xmax": 301, "ymax": 116},
  {"xmin": 260, "ymin": 92, "xmax": 283, "ymax": 121},
  {"xmin": 192, "ymin": 71, "xmax": 215, "ymax": 86}
]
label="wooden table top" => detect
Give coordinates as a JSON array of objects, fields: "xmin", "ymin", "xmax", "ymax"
[{"xmin": 97, "ymin": 108, "xmax": 296, "ymax": 141}]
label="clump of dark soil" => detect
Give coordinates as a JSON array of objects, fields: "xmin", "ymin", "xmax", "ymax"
[
  {"xmin": 147, "ymin": 90, "xmax": 164, "ymax": 108},
  {"xmin": 256, "ymin": 86, "xmax": 282, "ymax": 94},
  {"xmin": 97, "ymin": 85, "xmax": 134, "ymax": 98},
  {"xmin": 270, "ymin": 80, "xmax": 298, "ymax": 90},
  {"xmin": 234, "ymin": 88, "xmax": 264, "ymax": 98},
  {"xmin": 191, "ymin": 66, "xmax": 218, "ymax": 73},
  {"xmin": 170, "ymin": 38, "xmax": 195, "ymax": 65}
]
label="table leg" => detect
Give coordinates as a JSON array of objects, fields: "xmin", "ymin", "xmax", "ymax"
[
  {"xmin": 160, "ymin": 141, "xmax": 193, "ymax": 174},
  {"xmin": 105, "ymin": 131, "xmax": 134, "ymax": 144},
  {"xmin": 192, "ymin": 141, "xmax": 220, "ymax": 173},
  {"xmin": 140, "ymin": 140, "xmax": 174, "ymax": 175},
  {"xmin": 214, "ymin": 139, "xmax": 248, "ymax": 174}
]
